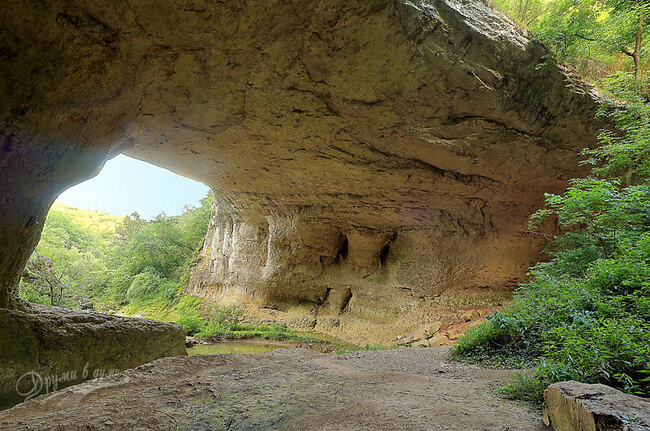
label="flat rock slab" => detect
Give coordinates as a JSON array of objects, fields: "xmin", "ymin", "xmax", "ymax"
[
  {"xmin": 0, "ymin": 304, "xmax": 186, "ymax": 409},
  {"xmin": 543, "ymin": 381, "xmax": 650, "ymax": 431},
  {"xmin": 0, "ymin": 347, "xmax": 545, "ymax": 430}
]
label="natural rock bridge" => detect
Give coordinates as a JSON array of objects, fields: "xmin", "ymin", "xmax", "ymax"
[{"xmin": 1, "ymin": 0, "xmax": 599, "ymax": 407}]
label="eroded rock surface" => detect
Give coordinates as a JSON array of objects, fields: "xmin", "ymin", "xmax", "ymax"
[
  {"xmin": 543, "ymin": 381, "xmax": 650, "ymax": 431},
  {"xmin": 1, "ymin": 0, "xmax": 600, "ymax": 314},
  {"xmin": 0, "ymin": 304, "xmax": 186, "ymax": 409}
]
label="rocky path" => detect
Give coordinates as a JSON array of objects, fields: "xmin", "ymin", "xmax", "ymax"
[{"xmin": 0, "ymin": 347, "xmax": 546, "ymax": 430}]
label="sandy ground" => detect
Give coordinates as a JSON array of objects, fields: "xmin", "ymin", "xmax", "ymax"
[
  {"xmin": 241, "ymin": 299, "xmax": 509, "ymax": 346},
  {"xmin": 0, "ymin": 347, "xmax": 546, "ymax": 431}
]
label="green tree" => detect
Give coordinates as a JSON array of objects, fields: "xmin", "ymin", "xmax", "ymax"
[
  {"xmin": 20, "ymin": 205, "xmax": 115, "ymax": 306},
  {"xmin": 105, "ymin": 191, "xmax": 213, "ymax": 303},
  {"xmin": 494, "ymin": 0, "xmax": 546, "ymax": 27},
  {"xmin": 21, "ymin": 191, "xmax": 214, "ymax": 308},
  {"xmin": 494, "ymin": 0, "xmax": 649, "ymax": 79}
]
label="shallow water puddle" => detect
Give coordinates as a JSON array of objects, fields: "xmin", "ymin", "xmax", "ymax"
[{"xmin": 186, "ymin": 341, "xmax": 288, "ymax": 355}]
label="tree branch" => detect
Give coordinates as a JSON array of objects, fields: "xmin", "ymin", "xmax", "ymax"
[
  {"xmin": 621, "ymin": 48, "xmax": 635, "ymax": 58},
  {"xmin": 558, "ymin": 33, "xmax": 636, "ymax": 60}
]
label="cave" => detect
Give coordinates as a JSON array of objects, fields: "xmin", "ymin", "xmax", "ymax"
[{"xmin": 0, "ymin": 0, "xmax": 601, "ymax": 410}]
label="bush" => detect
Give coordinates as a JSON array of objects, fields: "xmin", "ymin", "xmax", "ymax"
[
  {"xmin": 202, "ymin": 304, "xmax": 243, "ymax": 327},
  {"xmin": 455, "ymin": 232, "xmax": 650, "ymax": 398},
  {"xmin": 177, "ymin": 314, "xmax": 204, "ymax": 335},
  {"xmin": 126, "ymin": 269, "xmax": 163, "ymax": 300},
  {"xmin": 158, "ymin": 280, "xmax": 180, "ymax": 302},
  {"xmin": 498, "ymin": 371, "xmax": 548, "ymax": 405},
  {"xmin": 455, "ymin": 74, "xmax": 650, "ymax": 400},
  {"xmin": 195, "ymin": 321, "xmax": 229, "ymax": 339}
]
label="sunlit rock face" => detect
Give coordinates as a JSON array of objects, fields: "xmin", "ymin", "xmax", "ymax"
[{"xmin": 1, "ymin": 0, "xmax": 600, "ymax": 313}]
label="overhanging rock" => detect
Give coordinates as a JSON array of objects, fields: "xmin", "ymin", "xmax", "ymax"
[{"xmin": 1, "ymin": 0, "xmax": 600, "ymax": 314}]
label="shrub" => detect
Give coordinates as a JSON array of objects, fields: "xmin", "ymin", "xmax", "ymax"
[
  {"xmin": 177, "ymin": 314, "xmax": 204, "ymax": 335},
  {"xmin": 158, "ymin": 280, "xmax": 180, "ymax": 302},
  {"xmin": 126, "ymin": 268, "xmax": 163, "ymax": 300},
  {"xmin": 455, "ymin": 74, "xmax": 650, "ymax": 400},
  {"xmin": 202, "ymin": 304, "xmax": 243, "ymax": 327},
  {"xmin": 195, "ymin": 321, "xmax": 229, "ymax": 339},
  {"xmin": 498, "ymin": 371, "xmax": 548, "ymax": 405}
]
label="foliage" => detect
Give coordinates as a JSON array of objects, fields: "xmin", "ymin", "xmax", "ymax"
[
  {"xmin": 493, "ymin": 0, "xmax": 649, "ymax": 79},
  {"xmin": 455, "ymin": 73, "xmax": 650, "ymax": 400},
  {"xmin": 177, "ymin": 314, "xmax": 204, "ymax": 336},
  {"xmin": 498, "ymin": 371, "xmax": 548, "ymax": 404},
  {"xmin": 201, "ymin": 303, "xmax": 244, "ymax": 328},
  {"xmin": 20, "ymin": 192, "xmax": 214, "ymax": 310},
  {"xmin": 172, "ymin": 303, "xmax": 336, "ymax": 346},
  {"xmin": 19, "ymin": 204, "xmax": 118, "ymax": 307},
  {"xmin": 586, "ymin": 73, "xmax": 650, "ymax": 180},
  {"xmin": 493, "ymin": 0, "xmax": 546, "ymax": 27}
]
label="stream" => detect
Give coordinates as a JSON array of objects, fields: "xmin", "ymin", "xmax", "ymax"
[{"xmin": 186, "ymin": 341, "xmax": 289, "ymax": 355}]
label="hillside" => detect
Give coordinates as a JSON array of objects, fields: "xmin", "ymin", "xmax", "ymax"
[{"xmin": 20, "ymin": 194, "xmax": 213, "ymax": 309}]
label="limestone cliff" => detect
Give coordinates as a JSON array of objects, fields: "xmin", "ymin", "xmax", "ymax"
[{"xmin": 0, "ymin": 0, "xmax": 600, "ymax": 314}]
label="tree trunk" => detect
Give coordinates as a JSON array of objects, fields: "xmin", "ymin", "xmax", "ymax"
[
  {"xmin": 46, "ymin": 280, "xmax": 55, "ymax": 305},
  {"xmin": 633, "ymin": 10, "xmax": 644, "ymax": 79}
]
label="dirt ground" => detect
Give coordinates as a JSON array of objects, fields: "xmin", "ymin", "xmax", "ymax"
[{"xmin": 0, "ymin": 347, "xmax": 546, "ymax": 431}]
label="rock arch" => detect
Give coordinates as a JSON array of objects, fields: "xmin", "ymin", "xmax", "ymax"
[
  {"xmin": 0, "ymin": 0, "xmax": 602, "ymax": 400},
  {"xmin": 1, "ymin": 0, "xmax": 599, "ymax": 312},
  {"xmin": 0, "ymin": 0, "xmax": 603, "ymax": 403}
]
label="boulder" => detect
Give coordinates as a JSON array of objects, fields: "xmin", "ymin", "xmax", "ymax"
[
  {"xmin": 459, "ymin": 309, "xmax": 481, "ymax": 322},
  {"xmin": 0, "ymin": 303, "xmax": 186, "ymax": 409},
  {"xmin": 397, "ymin": 321, "xmax": 444, "ymax": 345},
  {"xmin": 289, "ymin": 315, "xmax": 318, "ymax": 330},
  {"xmin": 428, "ymin": 334, "xmax": 449, "ymax": 347},
  {"xmin": 543, "ymin": 381, "xmax": 650, "ymax": 431},
  {"xmin": 415, "ymin": 321, "xmax": 443, "ymax": 340}
]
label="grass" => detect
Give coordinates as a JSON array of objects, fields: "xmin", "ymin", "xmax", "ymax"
[
  {"xmin": 110, "ymin": 293, "xmax": 388, "ymax": 354},
  {"xmin": 106, "ymin": 294, "xmax": 203, "ymax": 323},
  {"xmin": 195, "ymin": 321, "xmax": 328, "ymax": 344},
  {"xmin": 497, "ymin": 370, "xmax": 547, "ymax": 405},
  {"xmin": 334, "ymin": 344, "xmax": 394, "ymax": 354}
]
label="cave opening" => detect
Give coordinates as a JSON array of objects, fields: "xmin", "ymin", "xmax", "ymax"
[
  {"xmin": 0, "ymin": 0, "xmax": 620, "ymax": 423},
  {"xmin": 379, "ymin": 244, "xmax": 390, "ymax": 267},
  {"xmin": 336, "ymin": 235, "xmax": 349, "ymax": 262},
  {"xmin": 19, "ymin": 154, "xmax": 212, "ymax": 311},
  {"xmin": 379, "ymin": 233, "xmax": 396, "ymax": 268},
  {"xmin": 339, "ymin": 287, "xmax": 353, "ymax": 313}
]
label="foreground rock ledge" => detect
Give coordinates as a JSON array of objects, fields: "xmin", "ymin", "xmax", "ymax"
[
  {"xmin": 543, "ymin": 381, "xmax": 650, "ymax": 431},
  {"xmin": 0, "ymin": 304, "xmax": 186, "ymax": 409}
]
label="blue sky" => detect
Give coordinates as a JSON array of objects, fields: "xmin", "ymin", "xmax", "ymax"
[{"xmin": 56, "ymin": 155, "xmax": 211, "ymax": 219}]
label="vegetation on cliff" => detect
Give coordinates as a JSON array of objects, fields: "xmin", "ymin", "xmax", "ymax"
[
  {"xmin": 497, "ymin": 0, "xmax": 647, "ymax": 79},
  {"xmin": 456, "ymin": 0, "xmax": 650, "ymax": 402}
]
